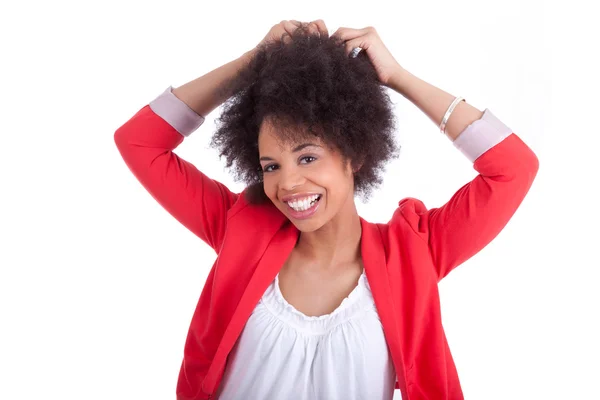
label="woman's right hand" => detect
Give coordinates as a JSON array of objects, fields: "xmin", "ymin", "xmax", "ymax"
[{"xmin": 257, "ymin": 19, "xmax": 329, "ymax": 48}]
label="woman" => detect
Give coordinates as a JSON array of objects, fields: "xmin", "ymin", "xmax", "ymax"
[{"xmin": 114, "ymin": 20, "xmax": 539, "ymax": 400}]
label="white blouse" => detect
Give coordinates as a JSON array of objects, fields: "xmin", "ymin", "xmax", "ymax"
[{"xmin": 215, "ymin": 270, "xmax": 398, "ymax": 400}]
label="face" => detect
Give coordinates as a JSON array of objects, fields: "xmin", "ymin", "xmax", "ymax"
[{"xmin": 258, "ymin": 119, "xmax": 356, "ymax": 232}]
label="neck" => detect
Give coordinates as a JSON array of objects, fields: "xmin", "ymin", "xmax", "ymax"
[{"xmin": 295, "ymin": 195, "xmax": 362, "ymax": 268}]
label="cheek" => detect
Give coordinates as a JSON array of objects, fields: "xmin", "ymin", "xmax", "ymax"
[
  {"xmin": 312, "ymin": 163, "xmax": 353, "ymax": 194},
  {"xmin": 262, "ymin": 177, "xmax": 278, "ymax": 201}
]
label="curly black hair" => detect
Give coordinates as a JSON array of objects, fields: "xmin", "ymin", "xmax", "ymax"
[{"xmin": 210, "ymin": 25, "xmax": 400, "ymax": 204}]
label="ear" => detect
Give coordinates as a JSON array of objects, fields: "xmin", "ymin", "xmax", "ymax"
[
  {"xmin": 344, "ymin": 159, "xmax": 357, "ymax": 175},
  {"xmin": 352, "ymin": 159, "xmax": 364, "ymax": 173}
]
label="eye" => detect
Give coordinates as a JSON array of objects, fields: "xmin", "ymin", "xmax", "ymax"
[
  {"xmin": 263, "ymin": 164, "xmax": 279, "ymax": 173},
  {"xmin": 300, "ymin": 156, "xmax": 317, "ymax": 164}
]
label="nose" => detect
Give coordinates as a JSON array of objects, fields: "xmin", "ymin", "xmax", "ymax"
[{"xmin": 279, "ymin": 167, "xmax": 306, "ymax": 192}]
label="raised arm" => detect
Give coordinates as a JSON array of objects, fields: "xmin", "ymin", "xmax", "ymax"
[
  {"xmin": 389, "ymin": 68, "xmax": 539, "ymax": 281},
  {"xmin": 114, "ymin": 50, "xmax": 256, "ymax": 251}
]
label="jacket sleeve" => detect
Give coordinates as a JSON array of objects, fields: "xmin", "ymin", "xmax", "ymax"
[
  {"xmin": 114, "ymin": 86, "xmax": 240, "ymax": 252},
  {"xmin": 397, "ymin": 109, "xmax": 539, "ymax": 281}
]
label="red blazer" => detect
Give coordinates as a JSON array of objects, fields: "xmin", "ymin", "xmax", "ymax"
[{"xmin": 114, "ymin": 87, "xmax": 539, "ymax": 400}]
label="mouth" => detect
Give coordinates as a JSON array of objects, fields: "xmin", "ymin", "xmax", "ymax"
[{"xmin": 283, "ymin": 194, "xmax": 322, "ymax": 220}]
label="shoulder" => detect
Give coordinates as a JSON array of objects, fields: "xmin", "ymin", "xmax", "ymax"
[
  {"xmin": 225, "ymin": 188, "xmax": 251, "ymax": 220},
  {"xmin": 389, "ymin": 197, "xmax": 430, "ymax": 239},
  {"xmin": 390, "ymin": 197, "xmax": 429, "ymax": 233},
  {"xmin": 359, "ymin": 196, "xmax": 432, "ymax": 246}
]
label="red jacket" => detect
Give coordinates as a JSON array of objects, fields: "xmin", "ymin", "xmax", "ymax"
[{"xmin": 114, "ymin": 87, "xmax": 539, "ymax": 399}]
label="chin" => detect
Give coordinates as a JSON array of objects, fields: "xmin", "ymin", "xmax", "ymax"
[
  {"xmin": 276, "ymin": 204, "xmax": 327, "ymax": 232},
  {"xmin": 289, "ymin": 218, "xmax": 324, "ymax": 233}
]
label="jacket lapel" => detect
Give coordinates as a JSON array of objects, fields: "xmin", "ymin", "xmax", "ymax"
[
  {"xmin": 360, "ymin": 218, "xmax": 408, "ymax": 399},
  {"xmin": 203, "ymin": 204, "xmax": 299, "ymax": 394}
]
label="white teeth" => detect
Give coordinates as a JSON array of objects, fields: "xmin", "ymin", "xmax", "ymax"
[{"xmin": 286, "ymin": 194, "xmax": 321, "ymax": 212}]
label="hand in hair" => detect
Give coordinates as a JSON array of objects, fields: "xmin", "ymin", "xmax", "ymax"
[
  {"xmin": 258, "ymin": 19, "xmax": 329, "ymax": 47},
  {"xmin": 332, "ymin": 26, "xmax": 403, "ymax": 87}
]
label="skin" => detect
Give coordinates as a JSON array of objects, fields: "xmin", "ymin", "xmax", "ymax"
[{"xmin": 258, "ymin": 118, "xmax": 365, "ymax": 316}]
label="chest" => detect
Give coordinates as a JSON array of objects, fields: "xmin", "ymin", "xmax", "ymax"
[
  {"xmin": 276, "ymin": 250, "xmax": 364, "ymax": 317},
  {"xmin": 216, "ymin": 271, "xmax": 397, "ymax": 400}
]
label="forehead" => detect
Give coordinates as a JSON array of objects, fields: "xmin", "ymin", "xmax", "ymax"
[{"xmin": 258, "ymin": 117, "xmax": 323, "ymax": 152}]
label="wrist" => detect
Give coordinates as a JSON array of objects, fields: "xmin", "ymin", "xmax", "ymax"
[
  {"xmin": 388, "ymin": 67, "xmax": 415, "ymax": 94},
  {"xmin": 242, "ymin": 47, "xmax": 258, "ymax": 60}
]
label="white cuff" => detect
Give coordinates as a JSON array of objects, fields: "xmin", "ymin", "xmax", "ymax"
[
  {"xmin": 452, "ymin": 108, "xmax": 513, "ymax": 162},
  {"xmin": 148, "ymin": 86, "xmax": 205, "ymax": 137}
]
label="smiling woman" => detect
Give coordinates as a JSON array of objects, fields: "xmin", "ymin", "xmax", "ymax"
[
  {"xmin": 258, "ymin": 119, "xmax": 358, "ymax": 231},
  {"xmin": 114, "ymin": 19, "xmax": 539, "ymax": 400},
  {"xmin": 210, "ymin": 24, "xmax": 399, "ymax": 206}
]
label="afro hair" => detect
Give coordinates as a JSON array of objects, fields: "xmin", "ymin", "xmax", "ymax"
[{"xmin": 210, "ymin": 25, "xmax": 400, "ymax": 204}]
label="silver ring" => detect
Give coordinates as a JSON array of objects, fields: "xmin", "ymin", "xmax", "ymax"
[{"xmin": 350, "ymin": 47, "xmax": 362, "ymax": 58}]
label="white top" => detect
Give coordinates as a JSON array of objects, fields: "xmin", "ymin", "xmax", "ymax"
[{"xmin": 215, "ymin": 270, "xmax": 398, "ymax": 400}]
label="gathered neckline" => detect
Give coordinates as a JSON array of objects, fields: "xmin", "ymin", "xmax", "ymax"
[{"xmin": 271, "ymin": 270, "xmax": 369, "ymax": 321}]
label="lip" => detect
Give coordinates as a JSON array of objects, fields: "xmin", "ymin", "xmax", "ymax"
[
  {"xmin": 284, "ymin": 195, "xmax": 322, "ymax": 220},
  {"xmin": 280, "ymin": 192, "xmax": 322, "ymax": 202}
]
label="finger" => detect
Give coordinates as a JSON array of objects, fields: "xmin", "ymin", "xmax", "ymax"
[
  {"xmin": 331, "ymin": 26, "xmax": 370, "ymax": 41},
  {"xmin": 309, "ymin": 19, "xmax": 329, "ymax": 37},
  {"xmin": 343, "ymin": 37, "xmax": 366, "ymax": 57},
  {"xmin": 303, "ymin": 21, "xmax": 319, "ymax": 37},
  {"xmin": 282, "ymin": 20, "xmax": 299, "ymax": 43},
  {"xmin": 282, "ymin": 20, "xmax": 299, "ymax": 34}
]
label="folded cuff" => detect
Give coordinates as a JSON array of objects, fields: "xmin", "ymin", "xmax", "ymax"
[
  {"xmin": 452, "ymin": 108, "xmax": 513, "ymax": 162},
  {"xmin": 148, "ymin": 86, "xmax": 205, "ymax": 137}
]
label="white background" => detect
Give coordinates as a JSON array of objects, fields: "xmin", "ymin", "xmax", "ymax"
[{"xmin": 1, "ymin": 0, "xmax": 598, "ymax": 399}]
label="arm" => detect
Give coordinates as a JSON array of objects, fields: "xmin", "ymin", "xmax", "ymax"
[
  {"xmin": 113, "ymin": 50, "xmax": 256, "ymax": 252},
  {"xmin": 390, "ymin": 68, "xmax": 540, "ymax": 280},
  {"xmin": 388, "ymin": 67, "xmax": 484, "ymax": 142}
]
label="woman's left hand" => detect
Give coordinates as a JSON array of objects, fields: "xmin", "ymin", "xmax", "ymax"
[{"xmin": 331, "ymin": 26, "xmax": 403, "ymax": 87}]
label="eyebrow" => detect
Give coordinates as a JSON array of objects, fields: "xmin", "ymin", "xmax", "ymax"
[{"xmin": 259, "ymin": 143, "xmax": 321, "ymax": 161}]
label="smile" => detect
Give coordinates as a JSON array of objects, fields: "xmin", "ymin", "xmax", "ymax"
[{"xmin": 284, "ymin": 194, "xmax": 322, "ymax": 219}]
